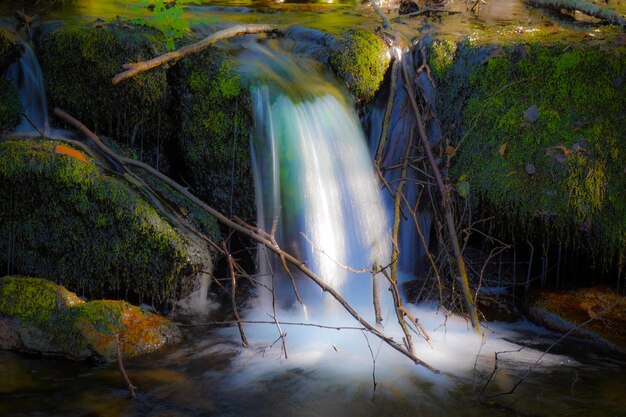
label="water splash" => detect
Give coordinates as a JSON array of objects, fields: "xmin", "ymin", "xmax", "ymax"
[{"xmin": 6, "ymin": 39, "xmax": 50, "ymax": 135}]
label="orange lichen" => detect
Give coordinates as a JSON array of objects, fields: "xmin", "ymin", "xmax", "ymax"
[{"xmin": 54, "ymin": 144, "xmax": 88, "ymax": 163}]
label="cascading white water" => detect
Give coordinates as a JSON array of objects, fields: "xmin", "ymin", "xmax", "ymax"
[
  {"xmin": 248, "ymin": 45, "xmax": 390, "ymax": 318},
  {"xmin": 6, "ymin": 39, "xmax": 50, "ymax": 135}
]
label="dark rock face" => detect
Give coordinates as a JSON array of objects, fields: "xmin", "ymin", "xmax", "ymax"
[
  {"xmin": 0, "ymin": 27, "xmax": 22, "ymax": 74},
  {"xmin": 172, "ymin": 47, "xmax": 255, "ymax": 223},
  {"xmin": 36, "ymin": 22, "xmax": 172, "ymax": 167},
  {"xmin": 526, "ymin": 287, "xmax": 626, "ymax": 353},
  {"xmin": 0, "ymin": 139, "xmax": 213, "ymax": 305},
  {"xmin": 0, "ymin": 277, "xmax": 181, "ymax": 362}
]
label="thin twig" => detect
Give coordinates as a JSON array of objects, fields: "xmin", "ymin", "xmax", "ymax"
[
  {"xmin": 224, "ymin": 242, "xmax": 249, "ymax": 348},
  {"xmin": 115, "ymin": 334, "xmax": 137, "ymax": 399}
]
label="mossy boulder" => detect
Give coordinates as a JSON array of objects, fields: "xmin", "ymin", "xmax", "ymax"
[
  {"xmin": 526, "ymin": 287, "xmax": 626, "ymax": 352},
  {"xmin": 0, "ymin": 139, "xmax": 211, "ymax": 305},
  {"xmin": 173, "ymin": 47, "xmax": 255, "ymax": 223},
  {"xmin": 433, "ymin": 31, "xmax": 626, "ymax": 269},
  {"xmin": 329, "ymin": 29, "xmax": 390, "ymax": 104},
  {"xmin": 0, "ymin": 277, "xmax": 181, "ymax": 362},
  {"xmin": 36, "ymin": 22, "xmax": 171, "ymax": 163},
  {"xmin": 0, "ymin": 27, "xmax": 22, "ymax": 74},
  {"xmin": 0, "ymin": 80, "xmax": 21, "ymax": 132}
]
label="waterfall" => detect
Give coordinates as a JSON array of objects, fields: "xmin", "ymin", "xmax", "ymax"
[
  {"xmin": 7, "ymin": 39, "xmax": 50, "ymax": 136},
  {"xmin": 248, "ymin": 45, "xmax": 390, "ymax": 318}
]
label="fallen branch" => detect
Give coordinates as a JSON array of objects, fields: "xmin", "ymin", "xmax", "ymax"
[
  {"xmin": 526, "ymin": 0, "xmax": 626, "ymax": 27},
  {"xmin": 54, "ymin": 108, "xmax": 439, "ymax": 373},
  {"xmin": 391, "ymin": 8, "xmax": 461, "ymax": 21},
  {"xmin": 112, "ymin": 24, "xmax": 282, "ymax": 84}
]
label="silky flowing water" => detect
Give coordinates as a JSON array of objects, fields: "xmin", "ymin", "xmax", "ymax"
[{"xmin": 1, "ymin": 1, "xmax": 626, "ymax": 416}]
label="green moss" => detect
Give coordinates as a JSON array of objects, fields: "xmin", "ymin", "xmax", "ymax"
[
  {"xmin": 0, "ymin": 80, "xmax": 21, "ymax": 132},
  {"xmin": 173, "ymin": 47, "xmax": 254, "ymax": 224},
  {"xmin": 442, "ymin": 37, "xmax": 626, "ymax": 265},
  {"xmin": 134, "ymin": 166, "xmax": 221, "ymax": 241},
  {"xmin": 0, "ymin": 277, "xmax": 62, "ymax": 325},
  {"xmin": 36, "ymin": 22, "xmax": 171, "ymax": 159},
  {"xmin": 0, "ymin": 139, "xmax": 202, "ymax": 304},
  {"xmin": 71, "ymin": 300, "xmax": 124, "ymax": 335},
  {"xmin": 0, "ymin": 276, "xmax": 180, "ymax": 362},
  {"xmin": 0, "ymin": 27, "xmax": 22, "ymax": 74},
  {"xmin": 329, "ymin": 29, "xmax": 390, "ymax": 104},
  {"xmin": 429, "ymin": 40, "xmax": 457, "ymax": 80}
]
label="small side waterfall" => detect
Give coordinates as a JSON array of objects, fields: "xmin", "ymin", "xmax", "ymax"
[
  {"xmin": 7, "ymin": 39, "xmax": 50, "ymax": 135},
  {"xmin": 248, "ymin": 46, "xmax": 390, "ymax": 317},
  {"xmin": 364, "ymin": 45, "xmax": 441, "ymax": 282}
]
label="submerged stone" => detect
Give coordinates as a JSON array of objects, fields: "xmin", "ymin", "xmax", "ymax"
[
  {"xmin": 526, "ymin": 287, "xmax": 626, "ymax": 353},
  {"xmin": 0, "ymin": 277, "xmax": 181, "ymax": 362},
  {"xmin": 0, "ymin": 139, "xmax": 211, "ymax": 305}
]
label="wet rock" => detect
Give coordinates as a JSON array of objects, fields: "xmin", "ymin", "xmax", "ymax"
[
  {"xmin": 523, "ymin": 104, "xmax": 538, "ymax": 123},
  {"xmin": 526, "ymin": 287, "xmax": 626, "ymax": 353},
  {"xmin": 0, "ymin": 139, "xmax": 213, "ymax": 305},
  {"xmin": 36, "ymin": 21, "xmax": 172, "ymax": 167},
  {"xmin": 172, "ymin": 47, "xmax": 255, "ymax": 225},
  {"xmin": 0, "ymin": 80, "xmax": 21, "ymax": 132},
  {"xmin": 0, "ymin": 277, "xmax": 181, "ymax": 362},
  {"xmin": 441, "ymin": 34, "xmax": 626, "ymax": 269}
]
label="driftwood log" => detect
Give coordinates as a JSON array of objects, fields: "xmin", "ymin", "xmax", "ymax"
[{"xmin": 527, "ymin": 0, "xmax": 626, "ymax": 27}]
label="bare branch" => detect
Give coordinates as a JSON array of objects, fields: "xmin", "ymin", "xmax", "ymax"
[{"xmin": 112, "ymin": 24, "xmax": 282, "ymax": 84}]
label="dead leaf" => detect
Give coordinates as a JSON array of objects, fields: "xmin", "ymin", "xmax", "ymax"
[
  {"xmin": 499, "ymin": 143, "xmax": 508, "ymax": 156},
  {"xmin": 55, "ymin": 145, "xmax": 87, "ymax": 163},
  {"xmin": 553, "ymin": 145, "xmax": 572, "ymax": 156}
]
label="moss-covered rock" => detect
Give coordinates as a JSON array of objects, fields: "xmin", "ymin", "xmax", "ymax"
[
  {"xmin": 0, "ymin": 27, "xmax": 22, "ymax": 74},
  {"xmin": 526, "ymin": 287, "xmax": 626, "ymax": 352},
  {"xmin": 0, "ymin": 277, "xmax": 181, "ymax": 361},
  {"xmin": 173, "ymin": 47, "xmax": 255, "ymax": 223},
  {"xmin": 36, "ymin": 22, "xmax": 171, "ymax": 163},
  {"xmin": 433, "ymin": 31, "xmax": 626, "ymax": 269},
  {"xmin": 0, "ymin": 139, "xmax": 211, "ymax": 304},
  {"xmin": 329, "ymin": 29, "xmax": 390, "ymax": 104},
  {"xmin": 0, "ymin": 80, "xmax": 21, "ymax": 132}
]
